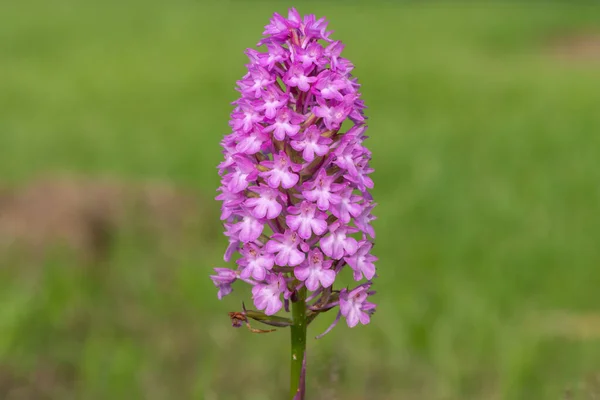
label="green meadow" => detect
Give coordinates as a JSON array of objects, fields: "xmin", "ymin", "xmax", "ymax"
[{"xmin": 1, "ymin": 1, "xmax": 600, "ymax": 399}]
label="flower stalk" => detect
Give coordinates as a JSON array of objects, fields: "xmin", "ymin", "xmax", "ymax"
[{"xmin": 290, "ymin": 286, "xmax": 307, "ymax": 399}]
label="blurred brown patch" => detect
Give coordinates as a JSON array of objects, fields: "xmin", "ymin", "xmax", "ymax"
[
  {"xmin": 0, "ymin": 361, "xmax": 76, "ymax": 400},
  {"xmin": 0, "ymin": 174, "xmax": 217, "ymax": 265},
  {"xmin": 565, "ymin": 372, "xmax": 600, "ymax": 400},
  {"xmin": 532, "ymin": 310, "xmax": 600, "ymax": 340},
  {"xmin": 549, "ymin": 32, "xmax": 600, "ymax": 62}
]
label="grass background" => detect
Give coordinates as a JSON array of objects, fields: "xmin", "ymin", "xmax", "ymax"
[{"xmin": 1, "ymin": 1, "xmax": 600, "ymax": 399}]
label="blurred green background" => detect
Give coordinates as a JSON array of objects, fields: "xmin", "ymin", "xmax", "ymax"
[{"xmin": 1, "ymin": 1, "xmax": 600, "ymax": 399}]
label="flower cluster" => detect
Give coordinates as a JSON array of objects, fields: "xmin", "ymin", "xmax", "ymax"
[{"xmin": 211, "ymin": 8, "xmax": 377, "ymax": 332}]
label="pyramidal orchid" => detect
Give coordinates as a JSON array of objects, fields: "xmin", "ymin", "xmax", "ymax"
[{"xmin": 211, "ymin": 8, "xmax": 377, "ymax": 399}]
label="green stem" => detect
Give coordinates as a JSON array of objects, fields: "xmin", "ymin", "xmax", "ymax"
[{"xmin": 290, "ymin": 286, "xmax": 307, "ymax": 399}]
